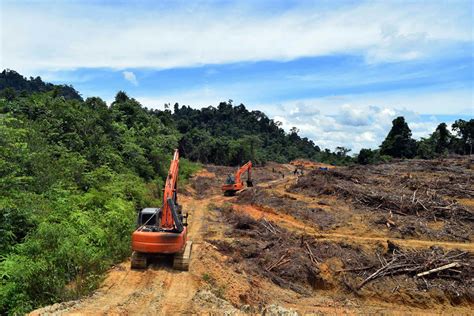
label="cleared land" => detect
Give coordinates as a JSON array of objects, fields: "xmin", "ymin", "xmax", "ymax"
[{"xmin": 31, "ymin": 158, "xmax": 473, "ymax": 315}]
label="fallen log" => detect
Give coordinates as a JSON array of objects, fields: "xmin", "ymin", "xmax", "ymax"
[{"xmin": 416, "ymin": 262, "xmax": 460, "ymax": 277}]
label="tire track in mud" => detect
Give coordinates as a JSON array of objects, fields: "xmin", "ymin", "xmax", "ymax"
[{"xmin": 155, "ymin": 194, "xmax": 205, "ymax": 315}]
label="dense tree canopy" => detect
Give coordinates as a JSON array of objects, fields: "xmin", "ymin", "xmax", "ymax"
[
  {"xmin": 0, "ymin": 69, "xmax": 82, "ymax": 101},
  {"xmin": 452, "ymin": 119, "xmax": 474, "ymax": 155},
  {"xmin": 172, "ymin": 101, "xmax": 323, "ymax": 165},
  {"xmin": 365, "ymin": 118, "xmax": 473, "ymax": 163}
]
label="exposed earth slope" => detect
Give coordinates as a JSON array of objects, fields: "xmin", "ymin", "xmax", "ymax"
[{"xmin": 31, "ymin": 158, "xmax": 473, "ymax": 315}]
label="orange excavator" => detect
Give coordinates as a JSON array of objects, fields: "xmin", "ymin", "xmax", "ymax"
[
  {"xmin": 222, "ymin": 161, "xmax": 253, "ymax": 196},
  {"xmin": 131, "ymin": 149, "xmax": 192, "ymax": 270}
]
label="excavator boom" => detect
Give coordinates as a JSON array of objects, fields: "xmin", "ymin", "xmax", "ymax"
[{"xmin": 162, "ymin": 150, "xmax": 179, "ymax": 229}]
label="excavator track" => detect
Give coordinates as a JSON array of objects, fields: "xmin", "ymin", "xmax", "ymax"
[
  {"xmin": 131, "ymin": 251, "xmax": 147, "ymax": 269},
  {"xmin": 173, "ymin": 240, "xmax": 193, "ymax": 271},
  {"xmin": 224, "ymin": 190, "xmax": 236, "ymax": 196}
]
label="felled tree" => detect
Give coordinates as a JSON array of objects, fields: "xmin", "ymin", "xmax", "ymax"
[{"xmin": 380, "ymin": 116, "xmax": 416, "ymax": 158}]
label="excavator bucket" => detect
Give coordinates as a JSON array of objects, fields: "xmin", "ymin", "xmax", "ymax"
[{"xmin": 247, "ymin": 180, "xmax": 253, "ymax": 187}]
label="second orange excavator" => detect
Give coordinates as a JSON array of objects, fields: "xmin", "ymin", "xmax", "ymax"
[
  {"xmin": 222, "ymin": 161, "xmax": 253, "ymax": 196},
  {"xmin": 131, "ymin": 149, "xmax": 192, "ymax": 270}
]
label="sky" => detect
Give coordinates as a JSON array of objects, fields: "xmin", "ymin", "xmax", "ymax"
[{"xmin": 1, "ymin": 0, "xmax": 473, "ymax": 152}]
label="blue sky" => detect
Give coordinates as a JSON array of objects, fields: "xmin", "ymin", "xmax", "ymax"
[{"xmin": 1, "ymin": 0, "xmax": 473, "ymax": 152}]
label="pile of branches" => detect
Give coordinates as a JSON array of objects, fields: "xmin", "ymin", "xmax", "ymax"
[
  {"xmin": 345, "ymin": 186, "xmax": 474, "ymax": 222},
  {"xmin": 211, "ymin": 206, "xmax": 363, "ymax": 294},
  {"xmin": 387, "ymin": 160, "xmax": 474, "ymax": 198},
  {"xmin": 290, "ymin": 167, "xmax": 474, "ymax": 223},
  {"xmin": 402, "ymin": 175, "xmax": 473, "ymax": 199},
  {"xmin": 348, "ymin": 247, "xmax": 472, "ymax": 290},
  {"xmin": 218, "ymin": 211, "xmax": 319, "ymax": 294},
  {"xmin": 367, "ymin": 159, "xmax": 473, "ymax": 199},
  {"xmin": 211, "ymin": 205, "xmax": 473, "ymax": 305}
]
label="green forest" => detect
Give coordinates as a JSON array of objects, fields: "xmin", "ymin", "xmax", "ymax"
[
  {"xmin": 0, "ymin": 71, "xmax": 199, "ymax": 314},
  {"xmin": 0, "ymin": 70, "xmax": 473, "ymax": 314}
]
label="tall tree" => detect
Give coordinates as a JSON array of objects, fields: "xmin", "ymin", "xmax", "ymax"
[
  {"xmin": 114, "ymin": 90, "xmax": 129, "ymax": 104},
  {"xmin": 380, "ymin": 116, "xmax": 416, "ymax": 158},
  {"xmin": 433, "ymin": 123, "xmax": 452, "ymax": 154},
  {"xmin": 452, "ymin": 119, "xmax": 474, "ymax": 155}
]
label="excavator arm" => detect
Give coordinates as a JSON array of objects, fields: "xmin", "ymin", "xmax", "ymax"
[
  {"xmin": 234, "ymin": 161, "xmax": 252, "ymax": 185},
  {"xmin": 161, "ymin": 149, "xmax": 182, "ymax": 230}
]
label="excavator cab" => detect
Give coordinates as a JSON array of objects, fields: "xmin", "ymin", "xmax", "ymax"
[
  {"xmin": 137, "ymin": 208, "xmax": 160, "ymax": 230},
  {"xmin": 225, "ymin": 175, "xmax": 235, "ymax": 185}
]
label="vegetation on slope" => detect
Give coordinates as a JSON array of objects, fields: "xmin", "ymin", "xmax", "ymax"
[
  {"xmin": 0, "ymin": 69, "xmax": 82, "ymax": 101},
  {"xmin": 0, "ymin": 90, "xmax": 198, "ymax": 314},
  {"xmin": 171, "ymin": 101, "xmax": 323, "ymax": 165}
]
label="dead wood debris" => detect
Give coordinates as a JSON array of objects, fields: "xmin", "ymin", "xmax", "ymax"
[
  {"xmin": 288, "ymin": 157, "xmax": 474, "ymax": 241},
  {"xmin": 209, "ymin": 204, "xmax": 474, "ymax": 306},
  {"xmin": 209, "ymin": 206, "xmax": 367, "ymax": 294},
  {"xmin": 354, "ymin": 248, "xmax": 471, "ymax": 290},
  {"xmin": 237, "ymin": 187, "xmax": 337, "ymax": 231}
]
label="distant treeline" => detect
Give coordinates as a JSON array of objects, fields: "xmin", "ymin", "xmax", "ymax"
[
  {"xmin": 0, "ymin": 70, "xmax": 472, "ymax": 168},
  {"xmin": 169, "ymin": 104, "xmax": 472, "ymax": 166},
  {"xmin": 167, "ymin": 101, "xmax": 324, "ymax": 165}
]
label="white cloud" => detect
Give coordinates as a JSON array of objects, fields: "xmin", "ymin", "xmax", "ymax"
[
  {"xmin": 272, "ymin": 105, "xmax": 379, "ymax": 152},
  {"xmin": 2, "ymin": 1, "xmax": 468, "ymax": 153},
  {"xmin": 259, "ymin": 88, "xmax": 473, "ymax": 117},
  {"xmin": 355, "ymin": 131, "xmax": 376, "ymax": 143},
  {"xmin": 340, "ymin": 104, "xmax": 372, "ymax": 126},
  {"xmin": 1, "ymin": 1, "xmax": 471, "ymax": 74},
  {"xmin": 122, "ymin": 71, "xmax": 138, "ymax": 86},
  {"xmin": 267, "ymin": 101, "xmax": 455, "ymax": 153}
]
